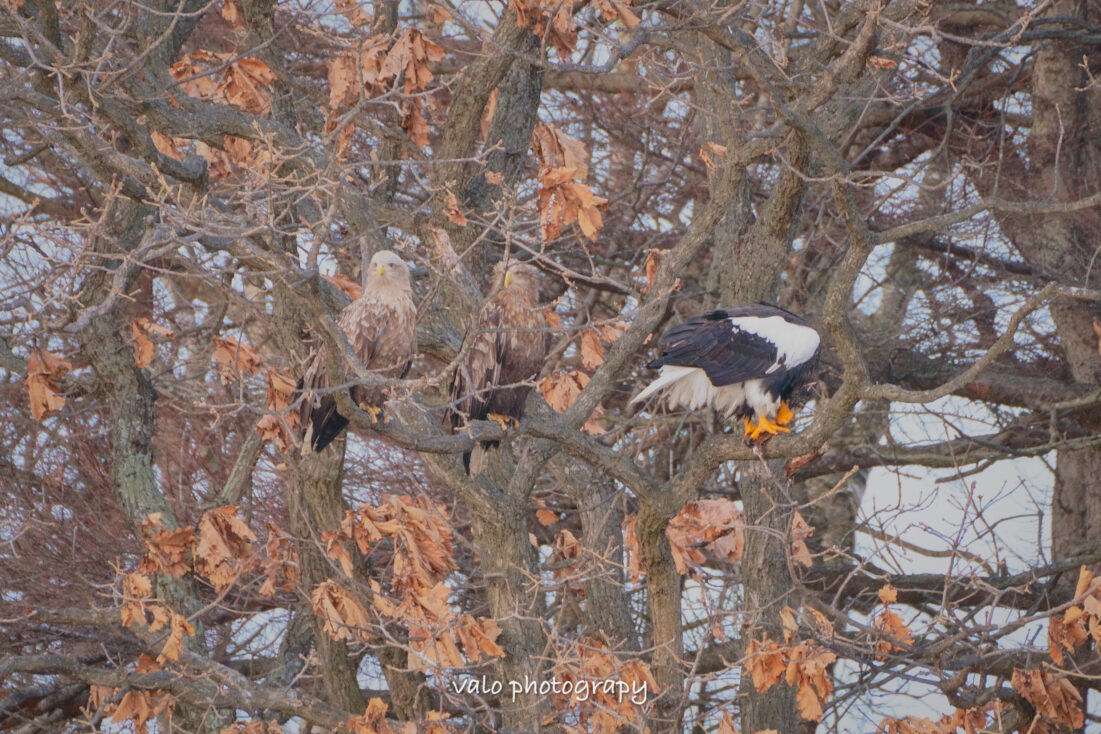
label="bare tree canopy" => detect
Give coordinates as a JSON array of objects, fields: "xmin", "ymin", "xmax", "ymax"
[{"xmin": 4, "ymin": 0, "xmax": 1101, "ymax": 732}]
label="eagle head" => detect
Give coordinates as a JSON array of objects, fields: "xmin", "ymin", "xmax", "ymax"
[
  {"xmin": 367, "ymin": 250, "xmax": 412, "ymax": 291},
  {"xmin": 496, "ymin": 261, "xmax": 541, "ymax": 302}
]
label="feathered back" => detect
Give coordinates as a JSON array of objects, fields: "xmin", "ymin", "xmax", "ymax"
[{"xmin": 300, "ymin": 251, "xmax": 417, "ymax": 452}]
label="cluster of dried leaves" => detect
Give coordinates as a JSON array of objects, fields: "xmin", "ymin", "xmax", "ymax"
[
  {"xmin": 119, "ymin": 572, "xmax": 195, "ymax": 663},
  {"xmin": 873, "ymin": 584, "xmax": 914, "ymax": 660},
  {"xmin": 139, "ymin": 508, "xmax": 298, "ymax": 599},
  {"xmin": 550, "ymin": 637, "xmax": 659, "ymax": 734},
  {"xmin": 319, "ymin": 494, "xmax": 504, "ymax": 668},
  {"xmin": 346, "ymin": 697, "xmax": 451, "ymax": 734},
  {"xmin": 531, "ymin": 123, "xmax": 609, "ymax": 243},
  {"xmin": 88, "ymin": 668, "xmax": 177, "ymax": 734},
  {"xmin": 877, "ymin": 706, "xmax": 996, "ymax": 734},
  {"xmin": 327, "ymin": 28, "xmax": 444, "ymax": 151},
  {"xmin": 512, "ymin": 0, "xmax": 638, "ymax": 57},
  {"xmin": 538, "ymin": 318, "xmax": 623, "ymax": 434},
  {"xmin": 743, "ymin": 606, "xmax": 837, "ymax": 721}
]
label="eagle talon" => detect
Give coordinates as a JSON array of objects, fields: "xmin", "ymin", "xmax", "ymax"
[
  {"xmin": 362, "ymin": 404, "xmax": 383, "ymax": 424},
  {"xmin": 488, "ymin": 412, "xmax": 515, "ymax": 431},
  {"xmin": 744, "ymin": 414, "xmax": 791, "ymax": 442}
]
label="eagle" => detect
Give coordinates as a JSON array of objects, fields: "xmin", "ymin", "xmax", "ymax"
[
  {"xmin": 631, "ymin": 304, "xmax": 821, "ymax": 440},
  {"xmin": 300, "ymin": 250, "xmax": 417, "ymax": 452},
  {"xmin": 446, "ymin": 261, "xmax": 547, "ymax": 472}
]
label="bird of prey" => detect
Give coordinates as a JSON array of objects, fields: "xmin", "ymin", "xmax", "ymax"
[
  {"xmin": 447, "ymin": 261, "xmax": 547, "ymax": 473},
  {"xmin": 631, "ymin": 304, "xmax": 821, "ymax": 440},
  {"xmin": 299, "ymin": 250, "xmax": 417, "ymax": 452}
]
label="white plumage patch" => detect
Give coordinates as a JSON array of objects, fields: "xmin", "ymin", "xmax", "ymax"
[
  {"xmin": 727, "ymin": 315, "xmax": 820, "ymax": 372},
  {"xmin": 631, "ymin": 366, "xmax": 780, "ymax": 419}
]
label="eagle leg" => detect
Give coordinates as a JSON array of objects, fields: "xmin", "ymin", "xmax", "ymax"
[
  {"xmin": 487, "ymin": 412, "xmax": 515, "ymax": 431},
  {"xmin": 776, "ymin": 401, "xmax": 795, "ymax": 426},
  {"xmin": 744, "ymin": 414, "xmax": 791, "ymax": 442}
]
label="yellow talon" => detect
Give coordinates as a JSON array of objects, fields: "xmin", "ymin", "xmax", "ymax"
[
  {"xmin": 363, "ymin": 405, "xmax": 382, "ymax": 424},
  {"xmin": 744, "ymin": 414, "xmax": 791, "ymax": 442},
  {"xmin": 488, "ymin": 412, "xmax": 514, "ymax": 431},
  {"xmin": 777, "ymin": 401, "xmax": 795, "ymax": 426}
]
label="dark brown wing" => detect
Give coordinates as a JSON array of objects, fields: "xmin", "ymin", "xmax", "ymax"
[{"xmin": 448, "ymin": 291, "xmax": 546, "ymax": 428}]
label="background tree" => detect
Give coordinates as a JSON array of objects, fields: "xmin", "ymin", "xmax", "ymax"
[{"xmin": 3, "ymin": 0, "xmax": 1101, "ymax": 733}]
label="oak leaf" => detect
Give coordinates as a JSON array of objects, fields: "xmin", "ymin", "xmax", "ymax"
[
  {"xmin": 790, "ymin": 510, "xmax": 814, "ymax": 567},
  {"xmin": 138, "ymin": 513, "xmax": 195, "ymax": 577},
  {"xmin": 1011, "ymin": 668, "xmax": 1083, "ymax": 730},
  {"xmin": 195, "ymin": 505, "xmax": 257, "ymax": 590},
  {"xmin": 111, "ymin": 690, "xmax": 175, "ymax": 734},
  {"xmin": 132, "ymin": 318, "xmax": 174, "ymax": 369},
  {"xmin": 212, "ymin": 336, "xmax": 263, "ymax": 383},
  {"xmin": 579, "ymin": 328, "xmax": 604, "ymax": 369},
  {"xmin": 639, "ymin": 249, "xmax": 661, "ymax": 294},
  {"xmin": 313, "ymin": 580, "xmax": 374, "ymax": 644},
  {"xmin": 347, "ymin": 698, "xmax": 396, "ymax": 734},
  {"xmin": 26, "ymin": 348, "xmax": 71, "ymax": 420},
  {"xmin": 445, "ymin": 192, "xmax": 467, "ymax": 226},
  {"xmin": 666, "ymin": 499, "xmax": 744, "ymax": 574},
  {"xmin": 874, "ymin": 608, "xmax": 914, "ymax": 659}
]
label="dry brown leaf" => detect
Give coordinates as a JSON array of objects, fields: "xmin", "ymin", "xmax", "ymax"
[
  {"xmin": 790, "ymin": 510, "xmax": 814, "ymax": 568},
  {"xmin": 666, "ymin": 499, "xmax": 744, "ymax": 574},
  {"xmin": 744, "ymin": 638, "xmax": 786, "ymax": 692},
  {"xmin": 640, "ymin": 249, "xmax": 661, "ymax": 294},
  {"xmin": 347, "ymin": 698, "xmax": 396, "ymax": 734},
  {"xmin": 131, "ymin": 318, "xmax": 174, "ymax": 369},
  {"xmin": 480, "ymin": 88, "xmax": 498, "ymax": 141},
  {"xmin": 548, "ymin": 529, "xmax": 582, "ymax": 580},
  {"xmin": 623, "ymin": 514, "xmax": 642, "ymax": 583},
  {"xmin": 874, "ymin": 608, "xmax": 914, "ymax": 659},
  {"xmin": 324, "ymin": 272, "xmax": 363, "ymax": 300},
  {"xmin": 221, "ymin": 0, "xmax": 243, "ymax": 26},
  {"xmin": 157, "ymin": 610, "xmax": 195, "ymax": 663},
  {"xmin": 867, "ymin": 55, "xmax": 898, "ymax": 69},
  {"xmin": 312, "ymin": 580, "xmax": 374, "ymax": 644},
  {"xmin": 221, "ymin": 721, "xmax": 283, "ymax": 734},
  {"xmin": 151, "ymin": 131, "xmax": 185, "ymax": 161},
  {"xmin": 579, "ymin": 329, "xmax": 604, "ymax": 370},
  {"xmin": 402, "ymin": 99, "xmax": 431, "ymax": 148},
  {"xmin": 138, "ymin": 513, "xmax": 195, "ymax": 577},
  {"xmin": 111, "ymin": 690, "xmax": 175, "ymax": 734},
  {"xmin": 212, "ymin": 336, "xmax": 263, "ymax": 383},
  {"xmin": 334, "ymin": 0, "xmax": 371, "ymax": 25},
  {"xmin": 195, "ymin": 505, "xmax": 257, "ymax": 590},
  {"xmin": 877, "ymin": 584, "xmax": 898, "ymax": 604},
  {"xmin": 259, "ymin": 522, "xmax": 299, "ymax": 596},
  {"xmin": 328, "ymin": 53, "xmax": 359, "ymax": 112},
  {"xmin": 26, "ymin": 348, "xmax": 71, "ymax": 420},
  {"xmin": 445, "ymin": 192, "xmax": 467, "ymax": 226},
  {"xmin": 535, "ymin": 508, "xmax": 558, "ymax": 527},
  {"xmin": 1011, "ymin": 668, "xmax": 1083, "ymax": 730}
]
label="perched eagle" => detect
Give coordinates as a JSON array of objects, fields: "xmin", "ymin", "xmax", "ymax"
[
  {"xmin": 447, "ymin": 261, "xmax": 546, "ymax": 472},
  {"xmin": 632, "ymin": 304, "xmax": 820, "ymax": 440},
  {"xmin": 300, "ymin": 250, "xmax": 417, "ymax": 452}
]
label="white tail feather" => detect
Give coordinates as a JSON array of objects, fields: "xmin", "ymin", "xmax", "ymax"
[{"xmin": 631, "ymin": 365, "xmax": 700, "ymax": 405}]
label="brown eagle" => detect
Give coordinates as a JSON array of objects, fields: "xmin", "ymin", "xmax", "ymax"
[
  {"xmin": 300, "ymin": 250, "xmax": 417, "ymax": 452},
  {"xmin": 447, "ymin": 261, "xmax": 546, "ymax": 473}
]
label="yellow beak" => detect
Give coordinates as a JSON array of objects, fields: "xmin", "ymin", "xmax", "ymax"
[
  {"xmin": 376, "ymin": 264, "xmax": 385, "ymax": 277},
  {"xmin": 504, "ymin": 271, "xmax": 513, "ymax": 288}
]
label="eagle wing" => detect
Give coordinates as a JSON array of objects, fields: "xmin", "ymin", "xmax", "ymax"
[
  {"xmin": 653, "ymin": 312, "xmax": 780, "ymax": 386},
  {"xmin": 449, "ymin": 291, "xmax": 546, "ymax": 428}
]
